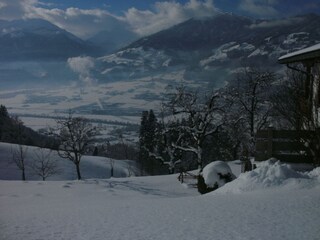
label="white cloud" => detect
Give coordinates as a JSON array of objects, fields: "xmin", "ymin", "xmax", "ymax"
[
  {"xmin": 67, "ymin": 56, "xmax": 96, "ymax": 85},
  {"xmin": 239, "ymin": 0, "xmax": 279, "ymax": 18},
  {"xmin": 0, "ymin": 0, "xmax": 37, "ymax": 20},
  {"xmin": 0, "ymin": 0, "xmax": 132, "ymax": 39},
  {"xmin": 28, "ymin": 7, "xmax": 129, "ymax": 39},
  {"xmin": 124, "ymin": 0, "xmax": 219, "ymax": 36},
  {"xmin": 0, "ymin": 0, "xmax": 219, "ymax": 38},
  {"xmin": 249, "ymin": 17, "xmax": 303, "ymax": 29}
]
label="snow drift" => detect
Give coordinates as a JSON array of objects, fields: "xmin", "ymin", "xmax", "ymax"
[{"xmin": 214, "ymin": 159, "xmax": 320, "ymax": 194}]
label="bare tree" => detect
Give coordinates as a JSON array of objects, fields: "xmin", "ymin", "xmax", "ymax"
[
  {"xmin": 271, "ymin": 70, "xmax": 306, "ymax": 130},
  {"xmin": 30, "ymin": 147, "xmax": 60, "ymax": 181},
  {"xmin": 109, "ymin": 158, "xmax": 115, "ymax": 177},
  {"xmin": 271, "ymin": 69, "xmax": 320, "ymax": 165},
  {"xmin": 165, "ymin": 86, "xmax": 223, "ymax": 171},
  {"xmin": 126, "ymin": 161, "xmax": 135, "ymax": 177},
  {"xmin": 115, "ymin": 129, "xmax": 129, "ymax": 159},
  {"xmin": 226, "ymin": 67, "xmax": 275, "ymax": 154},
  {"xmin": 10, "ymin": 117, "xmax": 29, "ymax": 181},
  {"xmin": 11, "ymin": 144, "xmax": 28, "ymax": 181},
  {"xmin": 52, "ymin": 113, "xmax": 99, "ymax": 180}
]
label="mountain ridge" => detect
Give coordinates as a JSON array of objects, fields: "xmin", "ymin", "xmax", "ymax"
[
  {"xmin": 95, "ymin": 13, "xmax": 320, "ymax": 88},
  {"xmin": 0, "ymin": 19, "xmax": 100, "ymax": 61},
  {"xmin": 125, "ymin": 13, "xmax": 320, "ymax": 52}
]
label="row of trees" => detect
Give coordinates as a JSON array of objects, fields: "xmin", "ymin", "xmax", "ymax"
[
  {"xmin": 139, "ymin": 66, "xmax": 320, "ymax": 175},
  {"xmin": 0, "ymin": 105, "xmax": 53, "ymax": 147},
  {"xmin": 11, "ymin": 145, "xmax": 59, "ymax": 181}
]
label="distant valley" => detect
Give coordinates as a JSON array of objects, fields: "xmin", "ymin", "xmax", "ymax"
[{"xmin": 1, "ymin": 13, "xmax": 320, "ymax": 137}]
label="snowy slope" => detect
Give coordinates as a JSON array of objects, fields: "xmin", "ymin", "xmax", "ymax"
[
  {"xmin": 0, "ymin": 142, "xmax": 138, "ymax": 180},
  {"xmin": 0, "ymin": 161, "xmax": 320, "ymax": 240}
]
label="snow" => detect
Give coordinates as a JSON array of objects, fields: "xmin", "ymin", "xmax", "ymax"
[
  {"xmin": 213, "ymin": 160, "xmax": 318, "ymax": 194},
  {"xmin": 282, "ymin": 32, "xmax": 309, "ymax": 45},
  {"xmin": 248, "ymin": 47, "xmax": 268, "ymax": 57},
  {"xmin": 202, "ymin": 160, "xmax": 235, "ymax": 188},
  {"xmin": 200, "ymin": 42, "xmax": 255, "ymax": 66},
  {"xmin": 98, "ymin": 47, "xmax": 170, "ymax": 69},
  {"xmin": 279, "ymin": 42, "xmax": 320, "ymax": 60},
  {"xmin": 0, "ymin": 142, "xmax": 138, "ymax": 180},
  {"xmin": 0, "ymin": 147, "xmax": 320, "ymax": 240}
]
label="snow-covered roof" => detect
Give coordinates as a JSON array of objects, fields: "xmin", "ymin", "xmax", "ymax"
[{"xmin": 278, "ymin": 43, "xmax": 320, "ymax": 64}]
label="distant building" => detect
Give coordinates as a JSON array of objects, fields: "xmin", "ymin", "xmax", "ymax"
[{"xmin": 278, "ymin": 43, "xmax": 320, "ymax": 126}]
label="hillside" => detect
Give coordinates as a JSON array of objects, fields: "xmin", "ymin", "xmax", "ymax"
[
  {"xmin": 0, "ymin": 105, "xmax": 53, "ymax": 147},
  {"xmin": 0, "ymin": 142, "xmax": 138, "ymax": 181},
  {"xmin": 127, "ymin": 13, "xmax": 320, "ymax": 52},
  {"xmin": 0, "ymin": 19, "xmax": 100, "ymax": 61},
  {"xmin": 96, "ymin": 13, "xmax": 320, "ymax": 88}
]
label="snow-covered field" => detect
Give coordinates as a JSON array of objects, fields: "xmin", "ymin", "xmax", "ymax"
[
  {"xmin": 1, "ymin": 141, "xmax": 319, "ymax": 240},
  {"xmin": 0, "ymin": 143, "xmax": 138, "ymax": 181}
]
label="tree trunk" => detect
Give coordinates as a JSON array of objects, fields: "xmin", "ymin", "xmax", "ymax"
[
  {"xmin": 76, "ymin": 163, "xmax": 82, "ymax": 180},
  {"xmin": 22, "ymin": 168, "xmax": 26, "ymax": 181},
  {"xmin": 233, "ymin": 141, "xmax": 241, "ymax": 160},
  {"xmin": 197, "ymin": 146, "xmax": 203, "ymax": 171}
]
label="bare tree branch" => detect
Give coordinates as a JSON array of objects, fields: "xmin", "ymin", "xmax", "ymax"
[
  {"xmin": 51, "ymin": 113, "xmax": 99, "ymax": 180},
  {"xmin": 30, "ymin": 147, "xmax": 60, "ymax": 181}
]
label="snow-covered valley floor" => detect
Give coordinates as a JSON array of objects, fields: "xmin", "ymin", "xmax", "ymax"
[{"xmin": 1, "ymin": 161, "xmax": 320, "ymax": 240}]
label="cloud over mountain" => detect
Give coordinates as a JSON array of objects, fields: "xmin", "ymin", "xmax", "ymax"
[
  {"xmin": 0, "ymin": 0, "xmax": 219, "ymax": 39},
  {"xmin": 0, "ymin": 0, "xmax": 36, "ymax": 20},
  {"xmin": 1, "ymin": 0, "xmax": 318, "ymax": 41},
  {"xmin": 238, "ymin": 0, "xmax": 279, "ymax": 18},
  {"xmin": 67, "ymin": 56, "xmax": 96, "ymax": 85},
  {"xmin": 124, "ymin": 0, "xmax": 219, "ymax": 36}
]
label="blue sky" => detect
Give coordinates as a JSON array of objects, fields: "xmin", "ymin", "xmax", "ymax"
[
  {"xmin": 39, "ymin": 0, "xmax": 320, "ymax": 17},
  {"xmin": 0, "ymin": 0, "xmax": 319, "ymax": 39}
]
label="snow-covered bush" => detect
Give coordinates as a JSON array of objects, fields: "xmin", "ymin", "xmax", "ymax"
[
  {"xmin": 198, "ymin": 161, "xmax": 236, "ymax": 194},
  {"xmin": 212, "ymin": 159, "xmax": 318, "ymax": 194}
]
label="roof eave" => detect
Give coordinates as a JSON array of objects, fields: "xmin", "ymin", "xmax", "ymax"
[{"xmin": 278, "ymin": 44, "xmax": 320, "ymax": 64}]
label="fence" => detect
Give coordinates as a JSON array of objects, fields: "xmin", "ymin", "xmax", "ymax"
[
  {"xmin": 255, "ymin": 128, "xmax": 314, "ymax": 163},
  {"xmin": 178, "ymin": 171, "xmax": 197, "ymax": 187}
]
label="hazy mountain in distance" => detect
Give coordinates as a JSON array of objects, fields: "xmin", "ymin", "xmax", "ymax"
[
  {"xmin": 88, "ymin": 27, "xmax": 138, "ymax": 54},
  {"xmin": 0, "ymin": 19, "xmax": 100, "ymax": 61}
]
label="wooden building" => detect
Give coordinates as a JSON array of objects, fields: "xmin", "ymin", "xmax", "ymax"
[
  {"xmin": 255, "ymin": 44, "xmax": 320, "ymax": 164},
  {"xmin": 278, "ymin": 43, "xmax": 320, "ymax": 125}
]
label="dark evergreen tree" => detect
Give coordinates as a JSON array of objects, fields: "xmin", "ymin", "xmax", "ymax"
[
  {"xmin": 0, "ymin": 105, "xmax": 9, "ymax": 140},
  {"xmin": 145, "ymin": 110, "xmax": 157, "ymax": 151},
  {"xmin": 0, "ymin": 105, "xmax": 8, "ymax": 118},
  {"xmin": 139, "ymin": 111, "xmax": 149, "ymax": 175},
  {"xmin": 0, "ymin": 105, "xmax": 55, "ymax": 147},
  {"xmin": 138, "ymin": 110, "xmax": 160, "ymax": 175}
]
